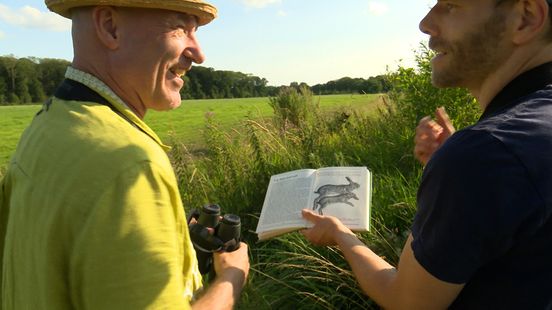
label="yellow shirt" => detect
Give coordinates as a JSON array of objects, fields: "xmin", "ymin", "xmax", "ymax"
[{"xmin": 0, "ymin": 68, "xmax": 202, "ymax": 309}]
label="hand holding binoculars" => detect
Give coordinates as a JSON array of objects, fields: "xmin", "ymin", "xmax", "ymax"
[{"xmin": 188, "ymin": 204, "xmax": 241, "ymax": 275}]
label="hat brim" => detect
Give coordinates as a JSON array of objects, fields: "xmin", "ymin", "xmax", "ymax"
[{"xmin": 45, "ymin": 0, "xmax": 217, "ymax": 26}]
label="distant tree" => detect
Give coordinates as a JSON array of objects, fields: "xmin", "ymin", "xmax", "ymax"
[
  {"xmin": 0, "ymin": 55, "xmax": 392, "ymax": 104},
  {"xmin": 311, "ymin": 74, "xmax": 390, "ymax": 95},
  {"xmin": 289, "ymin": 82, "xmax": 300, "ymax": 90},
  {"xmin": 1, "ymin": 56, "xmax": 18, "ymax": 96},
  {"xmin": 38, "ymin": 58, "xmax": 70, "ymax": 96},
  {"xmin": 0, "ymin": 77, "xmax": 7, "ymax": 104},
  {"xmin": 28, "ymin": 78, "xmax": 46, "ymax": 103},
  {"xmin": 15, "ymin": 58, "xmax": 40, "ymax": 103},
  {"xmin": 0, "ymin": 56, "xmax": 69, "ymax": 104},
  {"xmin": 182, "ymin": 66, "xmax": 277, "ymax": 99}
]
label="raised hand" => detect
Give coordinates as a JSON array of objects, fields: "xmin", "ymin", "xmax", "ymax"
[{"xmin": 414, "ymin": 107, "xmax": 455, "ymax": 165}]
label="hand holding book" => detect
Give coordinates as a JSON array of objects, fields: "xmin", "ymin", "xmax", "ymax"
[{"xmin": 255, "ymin": 166, "xmax": 372, "ymax": 241}]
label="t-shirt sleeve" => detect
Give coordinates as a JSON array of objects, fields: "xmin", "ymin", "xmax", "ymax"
[
  {"xmin": 411, "ymin": 129, "xmax": 539, "ymax": 284},
  {"xmin": 69, "ymin": 161, "xmax": 192, "ymax": 309}
]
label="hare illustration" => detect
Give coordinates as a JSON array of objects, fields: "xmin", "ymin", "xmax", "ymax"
[
  {"xmin": 313, "ymin": 192, "xmax": 359, "ymax": 215},
  {"xmin": 313, "ymin": 177, "xmax": 360, "ymax": 210}
]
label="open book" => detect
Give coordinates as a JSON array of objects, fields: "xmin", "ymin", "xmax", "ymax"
[{"xmin": 256, "ymin": 166, "xmax": 371, "ymax": 241}]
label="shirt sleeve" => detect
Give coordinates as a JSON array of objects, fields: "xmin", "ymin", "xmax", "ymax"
[
  {"xmin": 411, "ymin": 129, "xmax": 540, "ymax": 284},
  {"xmin": 0, "ymin": 172, "xmax": 8, "ymax": 292},
  {"xmin": 69, "ymin": 161, "xmax": 193, "ymax": 309}
]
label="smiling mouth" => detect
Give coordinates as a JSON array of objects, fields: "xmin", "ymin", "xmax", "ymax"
[
  {"xmin": 432, "ymin": 50, "xmax": 448, "ymax": 60},
  {"xmin": 170, "ymin": 68, "xmax": 186, "ymax": 78},
  {"xmin": 432, "ymin": 48, "xmax": 447, "ymax": 56},
  {"xmin": 428, "ymin": 38, "xmax": 449, "ymax": 57}
]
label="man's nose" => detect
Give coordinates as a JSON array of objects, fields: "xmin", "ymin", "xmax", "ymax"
[
  {"xmin": 419, "ymin": 6, "xmax": 437, "ymax": 37},
  {"xmin": 184, "ymin": 34, "xmax": 206, "ymax": 64}
]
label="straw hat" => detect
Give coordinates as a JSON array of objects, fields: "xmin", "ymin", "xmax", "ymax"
[{"xmin": 45, "ymin": 0, "xmax": 217, "ymax": 25}]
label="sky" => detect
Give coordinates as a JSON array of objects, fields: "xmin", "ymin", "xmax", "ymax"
[{"xmin": 0, "ymin": 0, "xmax": 434, "ymax": 86}]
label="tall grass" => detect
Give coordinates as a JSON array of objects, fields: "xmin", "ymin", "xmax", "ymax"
[{"xmin": 169, "ymin": 44, "xmax": 481, "ymax": 309}]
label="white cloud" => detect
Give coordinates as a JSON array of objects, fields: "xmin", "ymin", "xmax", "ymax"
[
  {"xmin": 242, "ymin": 0, "xmax": 281, "ymax": 9},
  {"xmin": 367, "ymin": 1, "xmax": 389, "ymax": 16},
  {"xmin": 0, "ymin": 4, "xmax": 71, "ymax": 32},
  {"xmin": 277, "ymin": 10, "xmax": 287, "ymax": 17}
]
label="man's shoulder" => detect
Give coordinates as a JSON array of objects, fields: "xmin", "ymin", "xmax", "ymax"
[
  {"xmin": 52, "ymin": 97, "xmax": 166, "ymax": 159},
  {"xmin": 18, "ymin": 97, "xmax": 174, "ymax": 182},
  {"xmin": 422, "ymin": 128, "xmax": 528, "ymax": 202},
  {"xmin": 480, "ymin": 86, "xmax": 552, "ymax": 130},
  {"xmin": 439, "ymin": 90, "xmax": 552, "ymax": 165},
  {"xmin": 429, "ymin": 128, "xmax": 504, "ymax": 169}
]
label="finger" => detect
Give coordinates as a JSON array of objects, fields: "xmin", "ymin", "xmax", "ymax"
[
  {"xmin": 415, "ymin": 126, "xmax": 432, "ymax": 143},
  {"xmin": 417, "ymin": 136, "xmax": 440, "ymax": 149},
  {"xmin": 415, "ymin": 135, "xmax": 439, "ymax": 153},
  {"xmin": 417, "ymin": 120, "xmax": 442, "ymax": 137},
  {"xmin": 435, "ymin": 107, "xmax": 455, "ymax": 135},
  {"xmin": 414, "ymin": 148, "xmax": 429, "ymax": 163},
  {"xmin": 416, "ymin": 117, "xmax": 432, "ymax": 132},
  {"xmin": 414, "ymin": 145, "xmax": 429, "ymax": 158},
  {"xmin": 418, "ymin": 115, "xmax": 432, "ymax": 125},
  {"xmin": 236, "ymin": 242, "xmax": 248, "ymax": 252},
  {"xmin": 414, "ymin": 143, "xmax": 433, "ymax": 163},
  {"xmin": 302, "ymin": 209, "xmax": 320, "ymax": 222}
]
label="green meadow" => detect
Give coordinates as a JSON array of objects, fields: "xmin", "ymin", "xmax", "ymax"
[
  {"xmin": 146, "ymin": 94, "xmax": 381, "ymax": 145},
  {"xmin": 0, "ymin": 94, "xmax": 381, "ymax": 168}
]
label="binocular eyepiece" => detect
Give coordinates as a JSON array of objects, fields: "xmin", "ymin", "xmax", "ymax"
[{"xmin": 188, "ymin": 204, "xmax": 241, "ymax": 275}]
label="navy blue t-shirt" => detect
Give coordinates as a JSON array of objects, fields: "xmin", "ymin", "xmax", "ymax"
[{"xmin": 412, "ymin": 62, "xmax": 552, "ymax": 309}]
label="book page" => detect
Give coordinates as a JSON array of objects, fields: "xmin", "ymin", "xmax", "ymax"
[
  {"xmin": 256, "ymin": 169, "xmax": 316, "ymax": 234},
  {"xmin": 311, "ymin": 167, "xmax": 370, "ymax": 231}
]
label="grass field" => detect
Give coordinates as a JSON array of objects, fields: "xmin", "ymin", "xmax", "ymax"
[
  {"xmin": 0, "ymin": 94, "xmax": 382, "ymax": 168},
  {"xmin": 0, "ymin": 105, "xmax": 38, "ymax": 168}
]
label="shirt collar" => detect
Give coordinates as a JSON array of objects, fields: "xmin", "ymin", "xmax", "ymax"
[
  {"xmin": 64, "ymin": 67, "xmax": 170, "ymax": 151},
  {"xmin": 480, "ymin": 61, "xmax": 552, "ymax": 121}
]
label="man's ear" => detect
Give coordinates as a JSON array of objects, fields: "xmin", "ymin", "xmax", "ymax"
[
  {"xmin": 92, "ymin": 6, "xmax": 121, "ymax": 50},
  {"xmin": 511, "ymin": 0, "xmax": 549, "ymax": 44}
]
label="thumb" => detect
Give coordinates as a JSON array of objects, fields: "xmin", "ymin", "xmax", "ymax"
[
  {"xmin": 302, "ymin": 209, "xmax": 320, "ymax": 223},
  {"xmin": 435, "ymin": 107, "xmax": 455, "ymax": 135}
]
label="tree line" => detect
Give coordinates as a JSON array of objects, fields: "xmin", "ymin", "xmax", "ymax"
[
  {"xmin": 0, "ymin": 55, "xmax": 390, "ymax": 105},
  {"xmin": 0, "ymin": 56, "xmax": 69, "ymax": 105}
]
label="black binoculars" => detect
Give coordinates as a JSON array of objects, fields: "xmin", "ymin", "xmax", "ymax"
[{"xmin": 188, "ymin": 204, "xmax": 241, "ymax": 275}]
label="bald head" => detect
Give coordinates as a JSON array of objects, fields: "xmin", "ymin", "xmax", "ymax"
[
  {"xmin": 68, "ymin": 6, "xmax": 206, "ymax": 118},
  {"xmin": 71, "ymin": 7, "xmax": 101, "ymax": 65}
]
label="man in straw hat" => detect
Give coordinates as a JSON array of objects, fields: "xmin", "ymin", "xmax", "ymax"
[
  {"xmin": 0, "ymin": 0, "xmax": 249, "ymax": 309},
  {"xmin": 302, "ymin": 0, "xmax": 552, "ymax": 308}
]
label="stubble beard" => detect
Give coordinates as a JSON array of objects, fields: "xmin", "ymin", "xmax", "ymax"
[{"xmin": 430, "ymin": 12, "xmax": 508, "ymax": 89}]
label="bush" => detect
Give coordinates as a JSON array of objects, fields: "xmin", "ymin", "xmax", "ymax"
[
  {"xmin": 386, "ymin": 43, "xmax": 479, "ymax": 130},
  {"xmin": 268, "ymin": 85, "xmax": 319, "ymax": 131}
]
